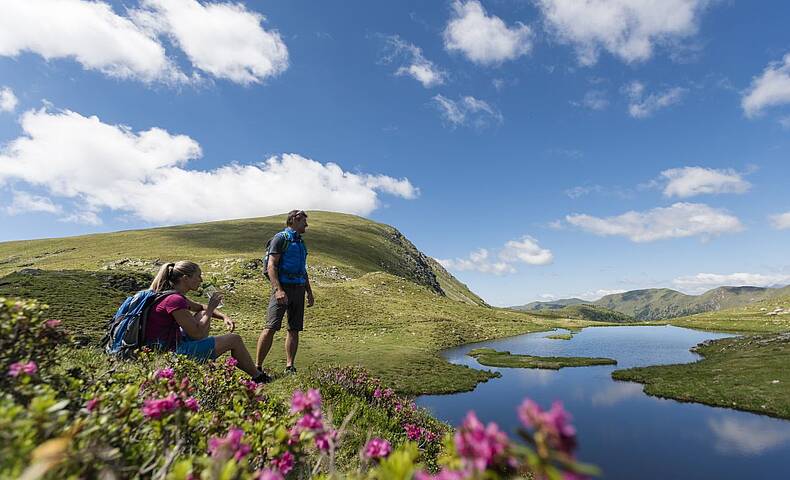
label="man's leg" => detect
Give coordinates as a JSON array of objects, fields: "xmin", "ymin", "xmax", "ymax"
[
  {"xmin": 256, "ymin": 328, "xmax": 276, "ymax": 369},
  {"xmin": 285, "ymin": 330, "xmax": 299, "ymax": 368}
]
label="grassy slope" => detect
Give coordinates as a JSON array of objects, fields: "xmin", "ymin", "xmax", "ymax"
[
  {"xmin": 612, "ymin": 296, "xmax": 790, "ymax": 418},
  {"xmin": 0, "ymin": 212, "xmax": 592, "ymax": 395}
]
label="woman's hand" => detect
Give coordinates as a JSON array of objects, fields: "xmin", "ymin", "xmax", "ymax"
[
  {"xmin": 223, "ymin": 316, "xmax": 236, "ymax": 332},
  {"xmin": 208, "ymin": 292, "xmax": 223, "ymax": 311}
]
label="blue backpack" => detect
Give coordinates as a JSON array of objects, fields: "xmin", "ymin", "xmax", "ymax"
[{"xmin": 103, "ymin": 289, "xmax": 177, "ymax": 358}]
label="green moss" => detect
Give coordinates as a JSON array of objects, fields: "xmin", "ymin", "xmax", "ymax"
[
  {"xmin": 468, "ymin": 347, "xmax": 616, "ymax": 369},
  {"xmin": 612, "ymin": 333, "xmax": 790, "ymax": 419}
]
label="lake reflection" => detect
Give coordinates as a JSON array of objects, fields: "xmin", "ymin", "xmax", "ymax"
[{"xmin": 416, "ymin": 326, "xmax": 790, "ymax": 480}]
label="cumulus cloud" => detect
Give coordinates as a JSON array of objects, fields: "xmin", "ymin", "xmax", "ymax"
[
  {"xmin": 436, "ymin": 248, "xmax": 516, "ymax": 275},
  {"xmin": 673, "ymin": 272, "xmax": 790, "ymax": 293},
  {"xmin": 443, "ymin": 0, "xmax": 533, "ymax": 66},
  {"xmin": 380, "ymin": 35, "xmax": 446, "ymax": 88},
  {"xmin": 4, "ymin": 191, "xmax": 61, "ymax": 215},
  {"xmin": 770, "ymin": 212, "xmax": 790, "ymax": 230},
  {"xmin": 0, "ymin": 87, "xmax": 18, "ymax": 112},
  {"xmin": 132, "ymin": 0, "xmax": 288, "ymax": 85},
  {"xmin": 432, "ymin": 94, "xmax": 503, "ymax": 128},
  {"xmin": 499, "ymin": 236, "xmax": 554, "ymax": 265},
  {"xmin": 0, "ymin": 0, "xmax": 288, "ymax": 85},
  {"xmin": 573, "ymin": 90, "xmax": 609, "ymax": 110},
  {"xmin": 536, "ymin": 0, "xmax": 709, "ymax": 65},
  {"xmin": 742, "ymin": 53, "xmax": 790, "ymax": 118},
  {"xmin": 436, "ymin": 235, "xmax": 553, "ymax": 275},
  {"xmin": 661, "ymin": 167, "xmax": 750, "ymax": 198},
  {"xmin": 0, "ymin": 0, "xmax": 181, "ymax": 83},
  {"xmin": 624, "ymin": 81, "xmax": 686, "ymax": 118},
  {"xmin": 0, "ymin": 107, "xmax": 417, "ymax": 225},
  {"xmin": 565, "ymin": 202, "xmax": 743, "ymax": 242}
]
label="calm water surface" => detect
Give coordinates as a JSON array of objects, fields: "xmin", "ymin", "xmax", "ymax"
[{"xmin": 416, "ymin": 326, "xmax": 790, "ymax": 480}]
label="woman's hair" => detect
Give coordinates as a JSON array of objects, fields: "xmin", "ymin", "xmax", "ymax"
[{"xmin": 150, "ymin": 261, "xmax": 200, "ymax": 292}]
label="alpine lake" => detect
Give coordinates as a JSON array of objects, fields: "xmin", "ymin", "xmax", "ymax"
[{"xmin": 416, "ymin": 325, "xmax": 790, "ymax": 480}]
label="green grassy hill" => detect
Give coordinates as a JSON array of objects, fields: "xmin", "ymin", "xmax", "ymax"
[
  {"xmin": 0, "ymin": 211, "xmax": 590, "ymax": 394},
  {"xmin": 528, "ymin": 304, "xmax": 635, "ymax": 323},
  {"xmin": 510, "ymin": 298, "xmax": 586, "ymax": 311}
]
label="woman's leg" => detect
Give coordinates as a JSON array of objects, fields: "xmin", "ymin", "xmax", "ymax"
[{"xmin": 214, "ymin": 333, "xmax": 258, "ymax": 377}]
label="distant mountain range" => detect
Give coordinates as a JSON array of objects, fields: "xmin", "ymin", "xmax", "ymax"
[{"xmin": 511, "ymin": 285, "xmax": 790, "ymax": 321}]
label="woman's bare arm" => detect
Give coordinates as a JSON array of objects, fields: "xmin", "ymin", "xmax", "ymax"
[{"xmin": 172, "ymin": 308, "xmax": 211, "ymax": 339}]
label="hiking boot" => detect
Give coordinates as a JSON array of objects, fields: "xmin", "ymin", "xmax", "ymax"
[
  {"xmin": 284, "ymin": 365, "xmax": 297, "ymax": 375},
  {"xmin": 252, "ymin": 370, "xmax": 273, "ymax": 384}
]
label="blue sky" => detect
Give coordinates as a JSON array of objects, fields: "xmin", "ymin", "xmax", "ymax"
[{"xmin": 0, "ymin": 0, "xmax": 789, "ymax": 306}]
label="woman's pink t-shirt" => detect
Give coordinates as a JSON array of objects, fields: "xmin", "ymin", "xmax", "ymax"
[{"xmin": 144, "ymin": 293, "xmax": 189, "ymax": 349}]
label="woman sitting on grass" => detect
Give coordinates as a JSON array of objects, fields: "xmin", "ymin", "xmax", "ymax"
[{"xmin": 145, "ymin": 261, "xmax": 270, "ymax": 382}]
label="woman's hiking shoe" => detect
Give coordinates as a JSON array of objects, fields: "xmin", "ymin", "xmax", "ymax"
[
  {"xmin": 284, "ymin": 365, "xmax": 297, "ymax": 375},
  {"xmin": 252, "ymin": 370, "xmax": 273, "ymax": 384}
]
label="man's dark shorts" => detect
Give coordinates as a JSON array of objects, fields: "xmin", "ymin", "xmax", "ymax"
[{"xmin": 266, "ymin": 284, "xmax": 305, "ymax": 331}]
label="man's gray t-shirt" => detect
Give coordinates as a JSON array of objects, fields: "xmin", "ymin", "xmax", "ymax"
[{"xmin": 268, "ymin": 233, "xmax": 288, "ymax": 255}]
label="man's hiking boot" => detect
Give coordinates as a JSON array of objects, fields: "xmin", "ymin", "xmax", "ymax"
[
  {"xmin": 284, "ymin": 365, "xmax": 297, "ymax": 375},
  {"xmin": 252, "ymin": 370, "xmax": 273, "ymax": 384}
]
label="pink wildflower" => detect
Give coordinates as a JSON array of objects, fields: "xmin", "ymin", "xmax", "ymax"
[
  {"xmin": 184, "ymin": 397, "xmax": 200, "ymax": 411},
  {"xmin": 364, "ymin": 438, "xmax": 392, "ymax": 459},
  {"xmin": 242, "ymin": 379, "xmax": 258, "ymax": 391},
  {"xmin": 296, "ymin": 412, "xmax": 324, "ymax": 431},
  {"xmin": 45, "ymin": 319, "xmax": 62, "ymax": 328},
  {"xmin": 208, "ymin": 428, "xmax": 251, "ymax": 461},
  {"xmin": 373, "ymin": 388, "xmax": 383, "ymax": 399},
  {"xmin": 454, "ymin": 411, "xmax": 509, "ymax": 471},
  {"xmin": 8, "ymin": 361, "xmax": 37, "ymax": 377},
  {"xmin": 85, "ymin": 398, "xmax": 100, "ymax": 412},
  {"xmin": 155, "ymin": 367, "xmax": 174, "ymax": 379},
  {"xmin": 518, "ymin": 399, "xmax": 577, "ymax": 455},
  {"xmin": 142, "ymin": 394, "xmax": 179, "ymax": 419},
  {"xmin": 256, "ymin": 469, "xmax": 284, "ymax": 480},
  {"xmin": 290, "ymin": 388, "xmax": 321, "ymax": 413},
  {"xmin": 415, "ymin": 469, "xmax": 468, "ymax": 480},
  {"xmin": 271, "ymin": 451, "xmax": 294, "ymax": 475},
  {"xmin": 226, "ymin": 357, "xmax": 239, "ymax": 368},
  {"xmin": 404, "ymin": 423, "xmax": 422, "ymax": 440}
]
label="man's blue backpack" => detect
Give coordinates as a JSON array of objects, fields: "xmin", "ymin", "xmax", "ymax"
[{"xmin": 103, "ymin": 289, "xmax": 177, "ymax": 358}]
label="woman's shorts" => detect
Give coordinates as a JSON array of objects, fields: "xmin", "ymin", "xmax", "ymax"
[{"xmin": 175, "ymin": 336, "xmax": 217, "ymax": 362}]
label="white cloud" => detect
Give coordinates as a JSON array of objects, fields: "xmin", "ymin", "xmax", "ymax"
[
  {"xmin": 0, "ymin": 87, "xmax": 18, "ymax": 112},
  {"xmin": 742, "ymin": 53, "xmax": 790, "ymax": 118},
  {"xmin": 770, "ymin": 212, "xmax": 790, "ymax": 230},
  {"xmin": 60, "ymin": 210, "xmax": 102, "ymax": 226},
  {"xmin": 381, "ymin": 35, "xmax": 446, "ymax": 88},
  {"xmin": 709, "ymin": 417, "xmax": 790, "ymax": 455},
  {"xmin": 499, "ymin": 236, "xmax": 554, "ymax": 265},
  {"xmin": 661, "ymin": 167, "xmax": 750, "ymax": 198},
  {"xmin": 4, "ymin": 191, "xmax": 61, "ymax": 215},
  {"xmin": 432, "ymin": 94, "xmax": 503, "ymax": 128},
  {"xmin": 536, "ymin": 0, "xmax": 709, "ymax": 65},
  {"xmin": 673, "ymin": 272, "xmax": 790, "ymax": 293},
  {"xmin": 436, "ymin": 248, "xmax": 516, "ymax": 275},
  {"xmin": 574, "ymin": 89, "xmax": 608, "ymax": 110},
  {"xmin": 0, "ymin": 0, "xmax": 288, "ymax": 85},
  {"xmin": 624, "ymin": 81, "xmax": 686, "ymax": 118},
  {"xmin": 443, "ymin": 0, "xmax": 533, "ymax": 66},
  {"xmin": 133, "ymin": 0, "xmax": 288, "ymax": 85},
  {"xmin": 436, "ymin": 235, "xmax": 553, "ymax": 275},
  {"xmin": 0, "ymin": 0, "xmax": 181, "ymax": 83},
  {"xmin": 566, "ymin": 202, "xmax": 743, "ymax": 242},
  {"xmin": 0, "ymin": 107, "xmax": 417, "ymax": 225}
]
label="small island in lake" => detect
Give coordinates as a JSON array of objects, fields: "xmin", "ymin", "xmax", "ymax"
[{"xmin": 468, "ymin": 347, "xmax": 617, "ymax": 369}]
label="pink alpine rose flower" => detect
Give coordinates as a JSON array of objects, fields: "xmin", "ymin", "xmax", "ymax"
[
  {"xmin": 256, "ymin": 469, "xmax": 284, "ymax": 480},
  {"xmin": 142, "ymin": 394, "xmax": 179, "ymax": 419},
  {"xmin": 155, "ymin": 367, "xmax": 174, "ymax": 379},
  {"xmin": 8, "ymin": 361, "xmax": 37, "ymax": 377},
  {"xmin": 271, "ymin": 451, "xmax": 294, "ymax": 475},
  {"xmin": 45, "ymin": 319, "xmax": 62, "ymax": 328},
  {"xmin": 454, "ymin": 411, "xmax": 509, "ymax": 471},
  {"xmin": 208, "ymin": 428, "xmax": 251, "ymax": 461},
  {"xmin": 85, "ymin": 398, "xmax": 101, "ymax": 412},
  {"xmin": 290, "ymin": 388, "xmax": 321, "ymax": 413},
  {"xmin": 226, "ymin": 357, "xmax": 239, "ymax": 368},
  {"xmin": 364, "ymin": 438, "xmax": 392, "ymax": 459}
]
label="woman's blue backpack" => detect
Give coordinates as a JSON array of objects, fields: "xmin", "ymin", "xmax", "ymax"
[{"xmin": 103, "ymin": 289, "xmax": 177, "ymax": 358}]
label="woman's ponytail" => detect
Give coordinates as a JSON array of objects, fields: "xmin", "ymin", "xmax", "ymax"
[
  {"xmin": 149, "ymin": 261, "xmax": 199, "ymax": 292},
  {"xmin": 150, "ymin": 262, "xmax": 176, "ymax": 292}
]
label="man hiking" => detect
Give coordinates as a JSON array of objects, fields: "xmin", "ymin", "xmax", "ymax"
[{"xmin": 256, "ymin": 210, "xmax": 314, "ymax": 376}]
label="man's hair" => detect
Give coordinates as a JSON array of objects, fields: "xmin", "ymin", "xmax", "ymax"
[{"xmin": 286, "ymin": 210, "xmax": 307, "ymax": 226}]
